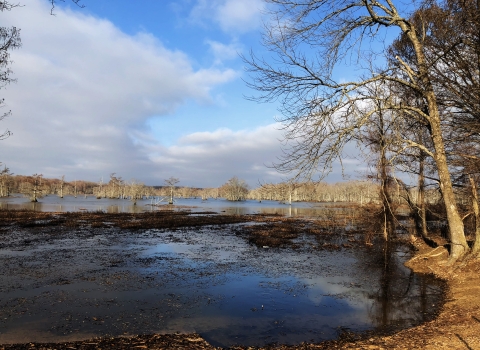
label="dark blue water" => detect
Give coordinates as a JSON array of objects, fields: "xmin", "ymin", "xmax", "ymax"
[{"xmin": 0, "ymin": 202, "xmax": 444, "ymax": 347}]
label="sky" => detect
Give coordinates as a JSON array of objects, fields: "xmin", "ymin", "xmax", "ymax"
[{"xmin": 0, "ymin": 0, "xmax": 368, "ymax": 187}]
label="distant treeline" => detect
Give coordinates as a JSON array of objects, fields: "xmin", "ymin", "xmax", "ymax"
[{"xmin": 0, "ymin": 169, "xmax": 443, "ymax": 205}]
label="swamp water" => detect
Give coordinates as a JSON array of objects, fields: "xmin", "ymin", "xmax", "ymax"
[
  {"xmin": 0, "ymin": 197, "xmax": 444, "ymax": 347},
  {"xmin": 0, "ymin": 195, "xmax": 350, "ymax": 217}
]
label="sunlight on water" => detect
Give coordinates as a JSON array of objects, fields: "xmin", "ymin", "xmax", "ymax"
[
  {"xmin": 0, "ymin": 195, "xmax": 346, "ymax": 217},
  {"xmin": 0, "ymin": 199, "xmax": 444, "ymax": 347}
]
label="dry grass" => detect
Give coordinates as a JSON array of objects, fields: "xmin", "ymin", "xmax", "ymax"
[{"xmin": 0, "ymin": 209, "xmax": 255, "ymax": 231}]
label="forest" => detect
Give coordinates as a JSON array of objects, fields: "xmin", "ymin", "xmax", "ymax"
[{"xmin": 0, "ymin": 170, "xmax": 384, "ymax": 204}]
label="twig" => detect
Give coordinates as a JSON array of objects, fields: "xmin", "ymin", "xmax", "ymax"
[
  {"xmin": 409, "ymin": 246, "xmax": 446, "ymax": 261},
  {"xmin": 455, "ymin": 333, "xmax": 473, "ymax": 350}
]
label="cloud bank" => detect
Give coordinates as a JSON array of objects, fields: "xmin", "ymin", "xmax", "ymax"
[{"xmin": 0, "ymin": 0, "xmax": 286, "ymax": 187}]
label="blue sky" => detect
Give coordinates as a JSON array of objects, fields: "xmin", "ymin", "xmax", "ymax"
[{"xmin": 0, "ymin": 0, "xmax": 379, "ymax": 187}]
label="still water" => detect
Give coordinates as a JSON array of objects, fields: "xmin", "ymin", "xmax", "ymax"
[
  {"xmin": 0, "ymin": 196, "xmax": 444, "ymax": 347},
  {"xmin": 0, "ymin": 195, "xmax": 340, "ymax": 216}
]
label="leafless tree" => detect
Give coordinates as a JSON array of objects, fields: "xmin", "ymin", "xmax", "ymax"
[
  {"xmin": 107, "ymin": 173, "xmax": 123, "ymax": 198},
  {"xmin": 48, "ymin": 0, "xmax": 84, "ymax": 15},
  {"xmin": 128, "ymin": 179, "xmax": 145, "ymax": 205},
  {"xmin": 95, "ymin": 177, "xmax": 105, "ymax": 199},
  {"xmin": 0, "ymin": 0, "xmax": 85, "ymax": 139},
  {"xmin": 164, "ymin": 177, "xmax": 179, "ymax": 204},
  {"xmin": 0, "ymin": 163, "xmax": 12, "ymax": 196},
  {"xmin": 20, "ymin": 173, "xmax": 44, "ymax": 202},
  {"xmin": 390, "ymin": 0, "xmax": 480, "ymax": 255},
  {"xmin": 0, "ymin": 1, "xmax": 21, "ymax": 140},
  {"xmin": 220, "ymin": 176, "xmax": 249, "ymax": 201},
  {"xmin": 245, "ymin": 0, "xmax": 472, "ymax": 262},
  {"xmin": 356, "ymin": 82, "xmax": 398, "ymax": 241},
  {"xmin": 58, "ymin": 175, "xmax": 65, "ymax": 198}
]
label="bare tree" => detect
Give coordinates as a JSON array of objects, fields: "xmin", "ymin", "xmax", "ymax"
[
  {"xmin": 48, "ymin": 0, "xmax": 84, "ymax": 15},
  {"xmin": 128, "ymin": 179, "xmax": 145, "ymax": 205},
  {"xmin": 164, "ymin": 177, "xmax": 179, "ymax": 204},
  {"xmin": 0, "ymin": 0, "xmax": 85, "ymax": 138},
  {"xmin": 390, "ymin": 0, "xmax": 480, "ymax": 254},
  {"xmin": 107, "ymin": 173, "xmax": 123, "ymax": 198},
  {"xmin": 0, "ymin": 163, "xmax": 12, "ymax": 196},
  {"xmin": 0, "ymin": 2, "xmax": 21, "ymax": 140},
  {"xmin": 245, "ymin": 0, "xmax": 471, "ymax": 262},
  {"xmin": 357, "ymin": 83, "xmax": 397, "ymax": 241},
  {"xmin": 20, "ymin": 173, "xmax": 44, "ymax": 202},
  {"xmin": 220, "ymin": 176, "xmax": 249, "ymax": 201},
  {"xmin": 58, "ymin": 175, "xmax": 65, "ymax": 198}
]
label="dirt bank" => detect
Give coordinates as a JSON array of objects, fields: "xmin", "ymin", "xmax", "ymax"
[{"xmin": 0, "ymin": 210, "xmax": 478, "ymax": 349}]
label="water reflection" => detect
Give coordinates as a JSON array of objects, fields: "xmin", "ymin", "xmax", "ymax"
[
  {"xmin": 0, "ymin": 224, "xmax": 444, "ymax": 347},
  {"xmin": 366, "ymin": 242, "xmax": 443, "ymax": 331},
  {"xmin": 0, "ymin": 195, "xmax": 346, "ymax": 217}
]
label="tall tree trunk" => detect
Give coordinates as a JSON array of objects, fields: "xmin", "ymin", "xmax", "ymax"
[
  {"xmin": 431, "ymin": 118, "xmax": 468, "ymax": 261},
  {"xmin": 469, "ymin": 176, "xmax": 480, "ymax": 257},
  {"xmin": 60, "ymin": 175, "xmax": 64, "ymax": 199},
  {"xmin": 402, "ymin": 17, "xmax": 469, "ymax": 262},
  {"xmin": 379, "ymin": 112, "xmax": 395, "ymax": 241},
  {"xmin": 416, "ymin": 152, "xmax": 428, "ymax": 239}
]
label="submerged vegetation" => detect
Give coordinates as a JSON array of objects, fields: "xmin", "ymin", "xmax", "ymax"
[
  {"xmin": 0, "ymin": 208, "xmax": 478, "ymax": 349},
  {"xmin": 3, "ymin": 169, "xmax": 480, "ymax": 262},
  {"xmin": 0, "ymin": 208, "xmax": 447, "ymax": 347}
]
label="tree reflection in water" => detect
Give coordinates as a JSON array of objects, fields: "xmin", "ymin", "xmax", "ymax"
[{"xmin": 367, "ymin": 240, "xmax": 444, "ymax": 331}]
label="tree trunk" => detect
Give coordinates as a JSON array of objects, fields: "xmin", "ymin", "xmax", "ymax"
[
  {"xmin": 416, "ymin": 153, "xmax": 428, "ymax": 239},
  {"xmin": 469, "ymin": 176, "xmax": 480, "ymax": 257},
  {"xmin": 431, "ymin": 119, "xmax": 468, "ymax": 261},
  {"xmin": 401, "ymin": 16, "xmax": 469, "ymax": 262},
  {"xmin": 379, "ymin": 111, "xmax": 394, "ymax": 241}
]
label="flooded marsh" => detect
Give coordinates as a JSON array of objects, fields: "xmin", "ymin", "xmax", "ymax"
[{"xmin": 0, "ymin": 209, "xmax": 444, "ymax": 348}]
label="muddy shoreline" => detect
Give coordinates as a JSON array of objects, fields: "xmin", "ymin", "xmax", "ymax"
[{"xmin": 0, "ymin": 209, "xmax": 458, "ymax": 349}]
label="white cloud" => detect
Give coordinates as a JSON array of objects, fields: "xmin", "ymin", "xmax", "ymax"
[
  {"xmin": 0, "ymin": 0, "xmax": 244, "ymax": 185},
  {"xmin": 206, "ymin": 40, "xmax": 242, "ymax": 65},
  {"xmin": 190, "ymin": 0, "xmax": 265, "ymax": 34},
  {"xmin": 146, "ymin": 124, "xmax": 285, "ymax": 187},
  {"xmin": 0, "ymin": 0, "xmax": 357, "ymax": 188}
]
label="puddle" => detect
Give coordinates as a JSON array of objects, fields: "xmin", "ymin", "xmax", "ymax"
[{"xmin": 0, "ymin": 224, "xmax": 444, "ymax": 347}]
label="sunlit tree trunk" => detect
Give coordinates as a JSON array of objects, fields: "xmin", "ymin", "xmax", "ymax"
[
  {"xmin": 402, "ymin": 24, "xmax": 469, "ymax": 261},
  {"xmin": 469, "ymin": 176, "xmax": 480, "ymax": 257},
  {"xmin": 59, "ymin": 175, "xmax": 64, "ymax": 198}
]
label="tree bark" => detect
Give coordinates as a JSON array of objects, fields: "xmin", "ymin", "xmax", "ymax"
[
  {"xmin": 469, "ymin": 176, "xmax": 480, "ymax": 257},
  {"xmin": 430, "ymin": 115, "xmax": 468, "ymax": 261},
  {"xmin": 379, "ymin": 112, "xmax": 395, "ymax": 241},
  {"xmin": 416, "ymin": 153, "xmax": 428, "ymax": 239},
  {"xmin": 401, "ymin": 24, "xmax": 469, "ymax": 262}
]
